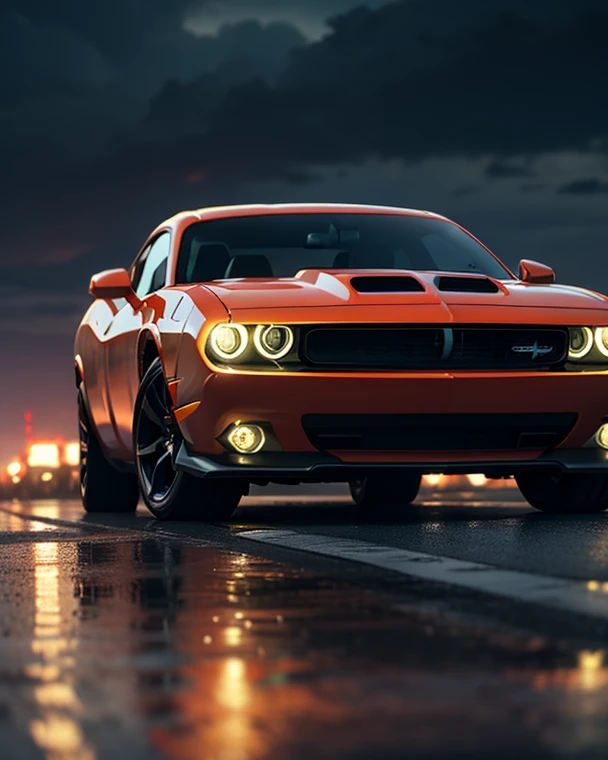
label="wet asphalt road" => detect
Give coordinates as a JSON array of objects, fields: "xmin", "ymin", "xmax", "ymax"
[{"xmin": 2, "ymin": 486, "xmax": 608, "ymax": 759}]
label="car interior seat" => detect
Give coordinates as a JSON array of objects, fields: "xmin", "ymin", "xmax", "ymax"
[
  {"xmin": 331, "ymin": 250, "xmax": 395, "ymax": 269},
  {"xmin": 187, "ymin": 241, "xmax": 231, "ymax": 282},
  {"xmin": 224, "ymin": 254, "xmax": 273, "ymax": 278}
]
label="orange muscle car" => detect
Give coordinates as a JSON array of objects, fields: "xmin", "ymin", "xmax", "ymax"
[{"xmin": 75, "ymin": 203, "xmax": 608, "ymax": 519}]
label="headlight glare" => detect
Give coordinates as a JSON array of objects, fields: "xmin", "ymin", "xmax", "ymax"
[
  {"xmin": 568, "ymin": 326, "xmax": 593, "ymax": 359},
  {"xmin": 253, "ymin": 325, "xmax": 294, "ymax": 360},
  {"xmin": 596, "ymin": 327, "xmax": 608, "ymax": 358},
  {"xmin": 209, "ymin": 324, "xmax": 248, "ymax": 360}
]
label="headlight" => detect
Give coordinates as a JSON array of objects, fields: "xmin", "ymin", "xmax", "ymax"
[
  {"xmin": 209, "ymin": 324, "xmax": 248, "ymax": 360},
  {"xmin": 568, "ymin": 326, "xmax": 594, "ymax": 359},
  {"xmin": 596, "ymin": 328, "xmax": 608, "ymax": 358},
  {"xmin": 253, "ymin": 325, "xmax": 294, "ymax": 360}
]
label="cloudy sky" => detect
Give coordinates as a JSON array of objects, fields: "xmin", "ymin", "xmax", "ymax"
[{"xmin": 1, "ymin": 0, "xmax": 607, "ymax": 460}]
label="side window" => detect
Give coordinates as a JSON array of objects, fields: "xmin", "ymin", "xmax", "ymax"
[
  {"xmin": 130, "ymin": 244, "xmax": 151, "ymax": 294},
  {"xmin": 134, "ymin": 233, "xmax": 171, "ymax": 297},
  {"xmin": 149, "ymin": 258, "xmax": 167, "ymax": 293}
]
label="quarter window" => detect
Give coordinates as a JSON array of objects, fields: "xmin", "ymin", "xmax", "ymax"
[{"xmin": 133, "ymin": 233, "xmax": 171, "ymax": 297}]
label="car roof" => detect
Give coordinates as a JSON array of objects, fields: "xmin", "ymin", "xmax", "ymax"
[{"xmin": 160, "ymin": 203, "xmax": 448, "ymax": 231}]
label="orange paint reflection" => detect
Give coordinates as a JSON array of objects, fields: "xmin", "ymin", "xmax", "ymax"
[{"xmin": 28, "ymin": 542, "xmax": 95, "ymax": 760}]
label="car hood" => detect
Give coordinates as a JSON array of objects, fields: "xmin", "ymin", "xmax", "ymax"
[{"xmin": 201, "ymin": 270, "xmax": 608, "ymax": 323}]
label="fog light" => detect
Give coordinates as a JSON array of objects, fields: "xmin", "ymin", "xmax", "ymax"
[
  {"xmin": 227, "ymin": 424, "xmax": 266, "ymax": 454},
  {"xmin": 596, "ymin": 425, "xmax": 608, "ymax": 450}
]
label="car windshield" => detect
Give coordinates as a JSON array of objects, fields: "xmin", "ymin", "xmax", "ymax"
[{"xmin": 176, "ymin": 213, "xmax": 510, "ymax": 283}]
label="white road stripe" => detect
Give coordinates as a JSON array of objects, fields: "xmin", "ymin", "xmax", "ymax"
[{"xmin": 239, "ymin": 529, "xmax": 608, "ymax": 620}]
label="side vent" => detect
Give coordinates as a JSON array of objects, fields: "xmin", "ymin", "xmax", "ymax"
[
  {"xmin": 350, "ymin": 276, "xmax": 425, "ymax": 293},
  {"xmin": 435, "ymin": 276, "xmax": 500, "ymax": 293}
]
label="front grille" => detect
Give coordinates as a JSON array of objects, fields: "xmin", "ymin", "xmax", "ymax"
[
  {"xmin": 301, "ymin": 325, "xmax": 568, "ymax": 371},
  {"xmin": 302, "ymin": 413, "xmax": 577, "ymax": 452}
]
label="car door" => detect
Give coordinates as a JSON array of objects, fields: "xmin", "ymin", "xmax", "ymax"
[{"xmin": 103, "ymin": 232, "xmax": 171, "ymax": 458}]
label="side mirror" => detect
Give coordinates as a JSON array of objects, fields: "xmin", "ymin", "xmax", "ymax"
[
  {"xmin": 519, "ymin": 259, "xmax": 555, "ymax": 285},
  {"xmin": 89, "ymin": 269, "xmax": 141, "ymax": 307}
]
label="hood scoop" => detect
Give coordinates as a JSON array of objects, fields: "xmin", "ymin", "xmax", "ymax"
[
  {"xmin": 435, "ymin": 276, "xmax": 500, "ymax": 294},
  {"xmin": 350, "ymin": 276, "xmax": 425, "ymax": 293}
]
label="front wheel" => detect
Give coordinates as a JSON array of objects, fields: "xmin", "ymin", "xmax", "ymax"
[
  {"xmin": 349, "ymin": 473, "xmax": 422, "ymax": 516},
  {"xmin": 516, "ymin": 471, "xmax": 608, "ymax": 514},
  {"xmin": 133, "ymin": 359, "xmax": 243, "ymax": 521}
]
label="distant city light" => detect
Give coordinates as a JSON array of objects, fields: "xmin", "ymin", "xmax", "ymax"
[
  {"xmin": 40, "ymin": 472, "xmax": 54, "ymax": 482},
  {"xmin": 64, "ymin": 442, "xmax": 80, "ymax": 467},
  {"xmin": 7, "ymin": 461, "xmax": 22, "ymax": 477},
  {"xmin": 11, "ymin": 476, "xmax": 20, "ymax": 484},
  {"xmin": 467, "ymin": 474, "xmax": 487, "ymax": 487},
  {"xmin": 27, "ymin": 443, "xmax": 60, "ymax": 469}
]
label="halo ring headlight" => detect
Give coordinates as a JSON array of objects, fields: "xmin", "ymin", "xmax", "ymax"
[
  {"xmin": 253, "ymin": 325, "xmax": 294, "ymax": 360},
  {"xmin": 595, "ymin": 327, "xmax": 608, "ymax": 358},
  {"xmin": 209, "ymin": 324, "xmax": 248, "ymax": 360},
  {"xmin": 568, "ymin": 326, "xmax": 594, "ymax": 359},
  {"xmin": 596, "ymin": 424, "xmax": 608, "ymax": 451}
]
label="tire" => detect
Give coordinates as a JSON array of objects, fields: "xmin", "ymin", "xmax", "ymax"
[
  {"xmin": 78, "ymin": 388, "xmax": 139, "ymax": 513},
  {"xmin": 516, "ymin": 471, "xmax": 608, "ymax": 514},
  {"xmin": 349, "ymin": 472, "xmax": 422, "ymax": 516},
  {"xmin": 133, "ymin": 358, "xmax": 243, "ymax": 521}
]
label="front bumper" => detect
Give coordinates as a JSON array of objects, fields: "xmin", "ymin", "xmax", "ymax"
[
  {"xmin": 176, "ymin": 369, "xmax": 608, "ymax": 459},
  {"xmin": 174, "ymin": 441, "xmax": 608, "ymax": 480}
]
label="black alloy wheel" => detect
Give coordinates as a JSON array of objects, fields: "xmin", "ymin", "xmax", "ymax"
[
  {"xmin": 134, "ymin": 362, "xmax": 179, "ymax": 504},
  {"xmin": 133, "ymin": 359, "xmax": 243, "ymax": 520}
]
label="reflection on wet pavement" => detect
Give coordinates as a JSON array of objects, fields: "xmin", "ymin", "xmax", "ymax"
[{"xmin": 1, "ymin": 502, "xmax": 608, "ymax": 758}]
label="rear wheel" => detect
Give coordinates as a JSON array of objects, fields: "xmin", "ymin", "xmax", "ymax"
[
  {"xmin": 133, "ymin": 359, "xmax": 243, "ymax": 521},
  {"xmin": 349, "ymin": 473, "xmax": 422, "ymax": 516},
  {"xmin": 78, "ymin": 388, "xmax": 139, "ymax": 513},
  {"xmin": 516, "ymin": 471, "xmax": 608, "ymax": 514}
]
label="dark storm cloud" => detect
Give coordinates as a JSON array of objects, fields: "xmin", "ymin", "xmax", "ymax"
[
  {"xmin": 224, "ymin": 2, "xmax": 607, "ymax": 162},
  {"xmin": 557, "ymin": 178, "xmax": 608, "ymax": 195},
  {"xmin": 485, "ymin": 161, "xmax": 534, "ymax": 179},
  {"xmin": 0, "ymin": 4, "xmax": 307, "ymax": 271},
  {"xmin": 77, "ymin": 0, "xmax": 606, "ymax": 223},
  {"xmin": 1, "ymin": 0, "xmax": 607, "ymax": 277},
  {"xmin": 3, "ymin": 0, "xmax": 197, "ymax": 61}
]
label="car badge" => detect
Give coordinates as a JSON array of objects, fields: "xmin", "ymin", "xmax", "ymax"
[{"xmin": 511, "ymin": 341, "xmax": 553, "ymax": 359}]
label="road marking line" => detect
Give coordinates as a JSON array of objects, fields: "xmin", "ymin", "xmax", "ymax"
[{"xmin": 239, "ymin": 529, "xmax": 608, "ymax": 620}]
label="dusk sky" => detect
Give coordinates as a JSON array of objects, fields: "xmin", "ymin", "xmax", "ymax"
[{"xmin": 1, "ymin": 0, "xmax": 607, "ymax": 462}]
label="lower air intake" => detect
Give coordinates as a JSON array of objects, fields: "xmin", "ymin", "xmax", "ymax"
[{"xmin": 302, "ymin": 413, "xmax": 577, "ymax": 452}]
